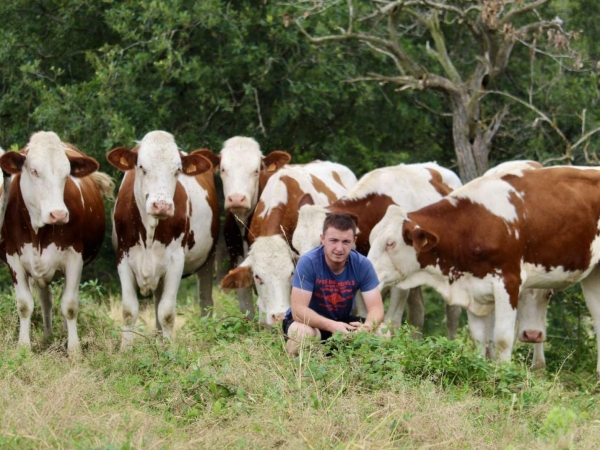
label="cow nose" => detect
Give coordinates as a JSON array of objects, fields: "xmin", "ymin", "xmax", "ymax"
[
  {"xmin": 522, "ymin": 330, "xmax": 543, "ymax": 343},
  {"xmin": 271, "ymin": 313, "xmax": 285, "ymax": 324},
  {"xmin": 151, "ymin": 201, "xmax": 173, "ymax": 216},
  {"xmin": 226, "ymin": 194, "xmax": 247, "ymax": 209},
  {"xmin": 49, "ymin": 210, "xmax": 69, "ymax": 224}
]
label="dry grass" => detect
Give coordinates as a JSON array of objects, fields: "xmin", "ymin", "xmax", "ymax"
[{"xmin": 0, "ymin": 287, "xmax": 599, "ymax": 449}]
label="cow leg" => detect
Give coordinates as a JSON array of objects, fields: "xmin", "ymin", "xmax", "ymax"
[
  {"xmin": 196, "ymin": 251, "xmax": 215, "ymax": 316},
  {"xmin": 531, "ymin": 343, "xmax": 546, "ymax": 371},
  {"xmin": 61, "ymin": 253, "xmax": 84, "ymax": 355},
  {"xmin": 354, "ymin": 290, "xmax": 368, "ymax": 318},
  {"xmin": 237, "ymin": 287, "xmax": 255, "ymax": 319},
  {"xmin": 493, "ymin": 283, "xmax": 518, "ymax": 363},
  {"xmin": 9, "ymin": 259, "xmax": 35, "ymax": 348},
  {"xmin": 467, "ymin": 310, "xmax": 495, "ymax": 359},
  {"xmin": 118, "ymin": 262, "xmax": 139, "ymax": 350},
  {"xmin": 446, "ymin": 305, "xmax": 462, "ymax": 340},
  {"xmin": 156, "ymin": 259, "xmax": 184, "ymax": 341},
  {"xmin": 407, "ymin": 287, "xmax": 424, "ymax": 335},
  {"xmin": 35, "ymin": 281, "xmax": 54, "ymax": 343},
  {"xmin": 383, "ymin": 287, "xmax": 408, "ymax": 329},
  {"xmin": 153, "ymin": 279, "xmax": 164, "ymax": 332},
  {"xmin": 580, "ymin": 267, "xmax": 600, "ymax": 377}
]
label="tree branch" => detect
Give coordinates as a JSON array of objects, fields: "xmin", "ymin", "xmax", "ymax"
[{"xmin": 501, "ymin": 0, "xmax": 550, "ymax": 26}]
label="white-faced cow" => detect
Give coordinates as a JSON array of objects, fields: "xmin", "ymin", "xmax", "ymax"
[
  {"xmin": 292, "ymin": 162, "xmax": 462, "ymax": 336},
  {"xmin": 201, "ymin": 137, "xmax": 357, "ymax": 318},
  {"xmin": 0, "ymin": 131, "xmax": 113, "ymax": 354},
  {"xmin": 220, "ymin": 164, "xmax": 356, "ymax": 325},
  {"xmin": 107, "ymin": 130, "xmax": 219, "ymax": 349},
  {"xmin": 196, "ymin": 137, "xmax": 292, "ymax": 318},
  {"xmin": 367, "ymin": 165, "xmax": 600, "ymax": 376}
]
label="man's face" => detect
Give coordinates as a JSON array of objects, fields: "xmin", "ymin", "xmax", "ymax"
[{"xmin": 320, "ymin": 226, "xmax": 356, "ymax": 266}]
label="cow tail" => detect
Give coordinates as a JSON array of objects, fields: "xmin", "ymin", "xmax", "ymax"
[{"xmin": 91, "ymin": 171, "xmax": 116, "ymax": 201}]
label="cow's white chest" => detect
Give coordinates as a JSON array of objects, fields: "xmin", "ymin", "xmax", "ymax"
[
  {"xmin": 10, "ymin": 243, "xmax": 72, "ymax": 283},
  {"xmin": 127, "ymin": 239, "xmax": 184, "ymax": 294}
]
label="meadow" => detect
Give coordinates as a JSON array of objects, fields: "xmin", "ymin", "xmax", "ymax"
[{"xmin": 0, "ymin": 279, "xmax": 599, "ymax": 450}]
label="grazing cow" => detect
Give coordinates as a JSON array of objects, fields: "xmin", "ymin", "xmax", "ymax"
[
  {"xmin": 220, "ymin": 164, "xmax": 355, "ymax": 325},
  {"xmin": 107, "ymin": 130, "xmax": 219, "ymax": 348},
  {"xmin": 292, "ymin": 162, "xmax": 462, "ymax": 336},
  {"xmin": 367, "ymin": 166, "xmax": 600, "ymax": 375},
  {"xmin": 466, "ymin": 160, "xmax": 550, "ymax": 369},
  {"xmin": 201, "ymin": 137, "xmax": 357, "ymax": 318},
  {"xmin": 0, "ymin": 131, "xmax": 113, "ymax": 354}
]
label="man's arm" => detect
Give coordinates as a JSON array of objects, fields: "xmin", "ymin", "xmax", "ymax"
[
  {"xmin": 356, "ymin": 288, "xmax": 385, "ymax": 332},
  {"xmin": 291, "ymin": 287, "xmax": 357, "ymax": 334}
]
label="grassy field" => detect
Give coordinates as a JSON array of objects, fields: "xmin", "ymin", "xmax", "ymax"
[{"xmin": 0, "ymin": 281, "xmax": 599, "ymax": 449}]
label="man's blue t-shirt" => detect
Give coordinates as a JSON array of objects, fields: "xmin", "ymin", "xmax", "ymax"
[{"xmin": 287, "ymin": 246, "xmax": 380, "ymax": 322}]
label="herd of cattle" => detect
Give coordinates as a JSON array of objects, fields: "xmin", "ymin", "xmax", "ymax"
[{"xmin": 0, "ymin": 130, "xmax": 599, "ymax": 377}]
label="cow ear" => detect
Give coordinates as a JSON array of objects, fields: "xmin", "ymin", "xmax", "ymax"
[
  {"xmin": 68, "ymin": 155, "xmax": 99, "ymax": 178},
  {"xmin": 298, "ymin": 193, "xmax": 315, "ymax": 209},
  {"xmin": 181, "ymin": 153, "xmax": 213, "ymax": 176},
  {"xmin": 107, "ymin": 147, "xmax": 137, "ymax": 172},
  {"xmin": 0, "ymin": 152, "xmax": 26, "ymax": 174},
  {"xmin": 190, "ymin": 148, "xmax": 220, "ymax": 169},
  {"xmin": 411, "ymin": 229, "xmax": 439, "ymax": 254},
  {"xmin": 262, "ymin": 150, "xmax": 291, "ymax": 172},
  {"xmin": 220, "ymin": 265, "xmax": 253, "ymax": 290}
]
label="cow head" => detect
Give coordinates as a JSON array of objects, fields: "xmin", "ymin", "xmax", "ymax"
[
  {"xmin": 220, "ymin": 235, "xmax": 298, "ymax": 326},
  {"xmin": 367, "ymin": 205, "xmax": 430, "ymax": 291},
  {"xmin": 219, "ymin": 136, "xmax": 290, "ymax": 214},
  {"xmin": 0, "ymin": 131, "xmax": 98, "ymax": 229},
  {"xmin": 292, "ymin": 194, "xmax": 328, "ymax": 255},
  {"xmin": 107, "ymin": 131, "xmax": 211, "ymax": 219},
  {"xmin": 517, "ymin": 288, "xmax": 552, "ymax": 343}
]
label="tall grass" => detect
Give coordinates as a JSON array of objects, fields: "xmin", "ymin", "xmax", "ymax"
[{"xmin": 0, "ymin": 284, "xmax": 599, "ymax": 449}]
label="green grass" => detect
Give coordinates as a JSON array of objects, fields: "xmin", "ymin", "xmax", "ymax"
[{"xmin": 0, "ymin": 285, "xmax": 599, "ymax": 449}]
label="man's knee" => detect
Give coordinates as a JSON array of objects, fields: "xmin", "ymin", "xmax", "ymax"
[{"xmin": 285, "ymin": 322, "xmax": 321, "ymax": 356}]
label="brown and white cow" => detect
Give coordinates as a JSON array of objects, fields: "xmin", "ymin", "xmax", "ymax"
[
  {"xmin": 465, "ymin": 160, "xmax": 550, "ymax": 369},
  {"xmin": 202, "ymin": 136, "xmax": 357, "ymax": 318},
  {"xmin": 107, "ymin": 130, "xmax": 219, "ymax": 348},
  {"xmin": 292, "ymin": 162, "xmax": 462, "ymax": 335},
  {"xmin": 220, "ymin": 164, "xmax": 356, "ymax": 325},
  {"xmin": 0, "ymin": 131, "xmax": 113, "ymax": 354},
  {"xmin": 367, "ymin": 165, "xmax": 600, "ymax": 375},
  {"xmin": 197, "ymin": 137, "xmax": 292, "ymax": 318}
]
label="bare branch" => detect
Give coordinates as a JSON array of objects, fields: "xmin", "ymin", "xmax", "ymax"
[
  {"xmin": 363, "ymin": 41, "xmax": 406, "ymax": 75},
  {"xmin": 253, "ymin": 87, "xmax": 267, "ymax": 137},
  {"xmin": 572, "ymin": 127, "xmax": 600, "ymax": 152},
  {"xmin": 501, "ymin": 0, "xmax": 550, "ymax": 26},
  {"xmin": 487, "ymin": 89, "xmax": 570, "ymax": 149},
  {"xmin": 423, "ymin": 10, "xmax": 461, "ymax": 83}
]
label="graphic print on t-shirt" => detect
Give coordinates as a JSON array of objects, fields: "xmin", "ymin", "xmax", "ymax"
[{"xmin": 315, "ymin": 278, "xmax": 356, "ymax": 313}]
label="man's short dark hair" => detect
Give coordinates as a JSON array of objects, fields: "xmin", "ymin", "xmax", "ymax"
[{"xmin": 323, "ymin": 213, "xmax": 357, "ymax": 236}]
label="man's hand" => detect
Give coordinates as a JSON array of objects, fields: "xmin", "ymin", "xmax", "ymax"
[
  {"xmin": 350, "ymin": 321, "xmax": 373, "ymax": 333},
  {"xmin": 328, "ymin": 321, "xmax": 358, "ymax": 334}
]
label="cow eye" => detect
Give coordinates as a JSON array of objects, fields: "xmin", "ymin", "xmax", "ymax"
[
  {"xmin": 386, "ymin": 240, "xmax": 396, "ymax": 250},
  {"xmin": 254, "ymin": 169, "xmax": 259, "ymax": 175},
  {"xmin": 254, "ymin": 274, "xmax": 263, "ymax": 285},
  {"xmin": 31, "ymin": 169, "xmax": 39, "ymax": 178},
  {"xmin": 139, "ymin": 166, "xmax": 147, "ymax": 175},
  {"xmin": 220, "ymin": 167, "xmax": 226, "ymax": 174}
]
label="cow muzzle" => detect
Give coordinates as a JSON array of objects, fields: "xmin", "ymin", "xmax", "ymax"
[
  {"xmin": 521, "ymin": 329, "xmax": 544, "ymax": 343},
  {"xmin": 225, "ymin": 194, "xmax": 250, "ymax": 212},
  {"xmin": 150, "ymin": 201, "xmax": 174, "ymax": 218},
  {"xmin": 47, "ymin": 209, "xmax": 69, "ymax": 225}
]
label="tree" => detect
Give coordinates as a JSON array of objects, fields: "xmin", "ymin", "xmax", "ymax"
[{"xmin": 292, "ymin": 0, "xmax": 582, "ymax": 181}]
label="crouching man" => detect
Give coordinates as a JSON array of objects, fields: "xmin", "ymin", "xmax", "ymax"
[{"xmin": 284, "ymin": 213, "xmax": 390, "ymax": 355}]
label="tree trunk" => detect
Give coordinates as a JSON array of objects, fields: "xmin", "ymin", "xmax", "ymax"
[{"xmin": 450, "ymin": 92, "xmax": 489, "ymax": 183}]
